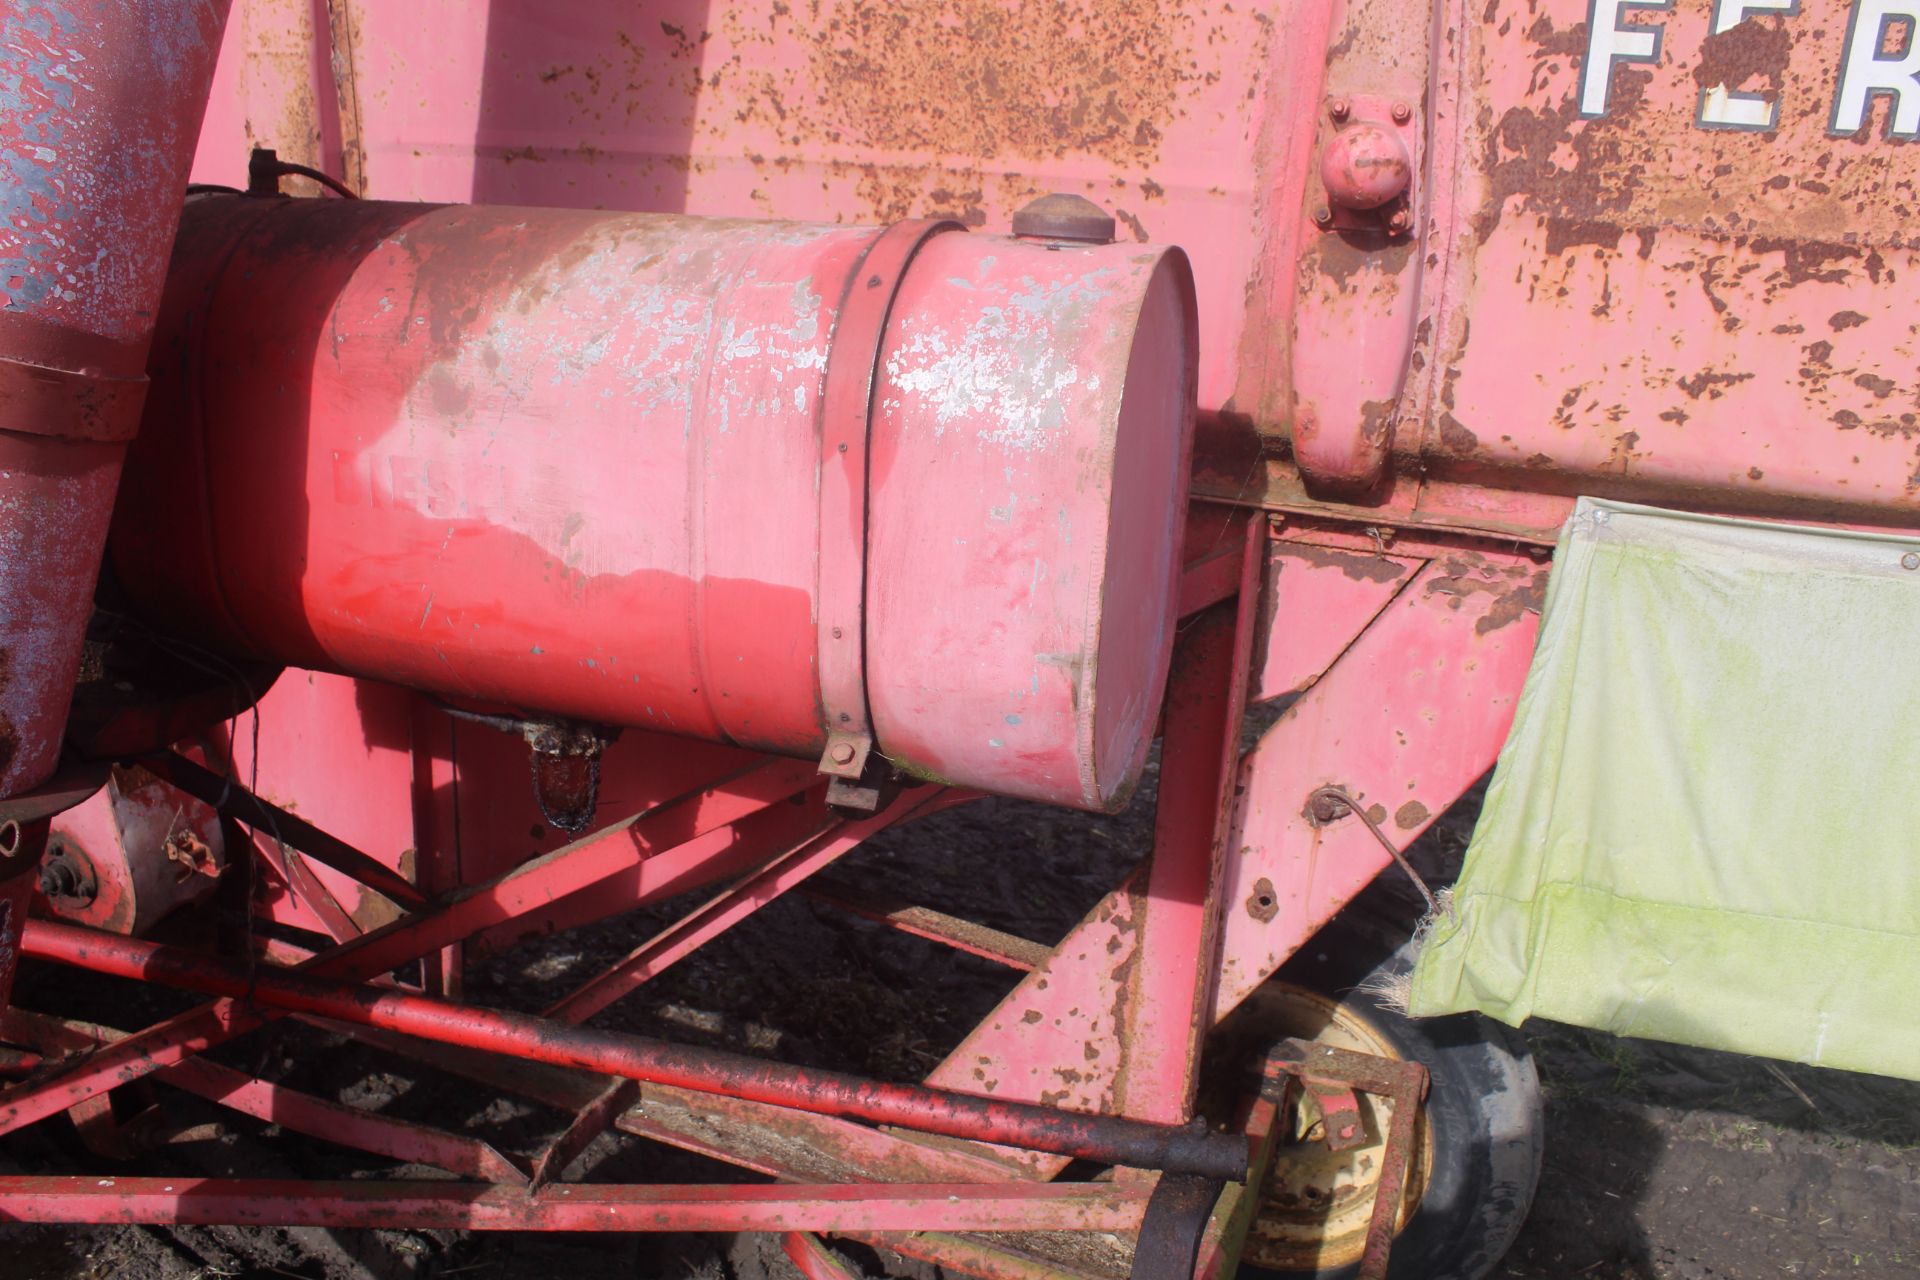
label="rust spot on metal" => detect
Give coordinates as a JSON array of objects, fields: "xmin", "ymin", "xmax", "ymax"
[
  {"xmin": 1829, "ymin": 311, "xmax": 1869, "ymax": 331},
  {"xmin": 1607, "ymin": 430, "xmax": 1642, "ymax": 472},
  {"xmin": 804, "ymin": 2, "xmax": 1195, "ymax": 168},
  {"xmin": 1423, "ymin": 554, "xmax": 1547, "ymax": 635},
  {"xmin": 1315, "ymin": 232, "xmax": 1415, "ymax": 288},
  {"xmin": 1676, "ymin": 369, "xmax": 1755, "ymax": 400},
  {"xmin": 1393, "ymin": 800, "xmax": 1430, "ymax": 831},
  {"xmin": 1282, "ymin": 543, "xmax": 1405, "ymax": 584},
  {"xmin": 1476, "ymin": 20, "xmax": 1662, "ymax": 256},
  {"xmin": 1690, "ymin": 14, "xmax": 1793, "ymax": 103},
  {"xmin": 1244, "ymin": 877, "xmax": 1278, "ymax": 923},
  {"xmin": 1746, "ymin": 237, "xmax": 1861, "ymax": 289},
  {"xmin": 1436, "ymin": 412, "xmax": 1478, "ymax": 453},
  {"xmin": 1359, "ymin": 399, "xmax": 1396, "ymax": 449}
]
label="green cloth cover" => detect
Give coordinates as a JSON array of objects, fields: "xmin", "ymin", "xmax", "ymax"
[{"xmin": 1407, "ymin": 498, "xmax": 1920, "ymax": 1081}]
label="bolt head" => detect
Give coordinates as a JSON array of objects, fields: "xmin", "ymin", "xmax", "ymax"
[
  {"xmin": 830, "ymin": 742, "xmax": 856, "ymax": 765},
  {"xmin": 1312, "ymin": 204, "xmax": 1334, "ymax": 227},
  {"xmin": 1391, "ymin": 101, "xmax": 1413, "ymax": 123},
  {"xmin": 1902, "ymin": 552, "xmax": 1919, "ymax": 571},
  {"xmin": 1388, "ymin": 208, "xmax": 1412, "ymax": 233},
  {"xmin": 1328, "ymin": 98, "xmax": 1350, "ymax": 122}
]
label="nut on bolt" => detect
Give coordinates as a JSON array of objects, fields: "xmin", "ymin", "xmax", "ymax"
[
  {"xmin": 1312, "ymin": 204, "xmax": 1334, "ymax": 227},
  {"xmin": 1388, "ymin": 207, "xmax": 1412, "ymax": 233},
  {"xmin": 1328, "ymin": 97, "xmax": 1351, "ymax": 122},
  {"xmin": 829, "ymin": 741, "xmax": 857, "ymax": 765},
  {"xmin": 1391, "ymin": 101, "xmax": 1413, "ymax": 124}
]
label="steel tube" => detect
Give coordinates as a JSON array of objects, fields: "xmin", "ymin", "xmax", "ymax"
[
  {"xmin": 0, "ymin": 2, "xmax": 231, "ymax": 798},
  {"xmin": 0, "ymin": 762, "xmax": 822, "ymax": 1136},
  {"xmin": 22, "ymin": 919, "xmax": 1251, "ymax": 1181},
  {"xmin": 0, "ymin": 1176, "xmax": 1149, "ymax": 1234}
]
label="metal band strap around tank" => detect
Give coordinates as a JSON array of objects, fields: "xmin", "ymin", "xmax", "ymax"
[
  {"xmin": 813, "ymin": 217, "xmax": 964, "ymax": 810},
  {"xmin": 0, "ymin": 354, "xmax": 149, "ymax": 443}
]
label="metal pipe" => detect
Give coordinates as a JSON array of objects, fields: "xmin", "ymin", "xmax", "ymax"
[
  {"xmin": 22, "ymin": 919, "xmax": 1251, "ymax": 1181},
  {"xmin": 0, "ymin": 1175, "xmax": 1149, "ymax": 1234},
  {"xmin": 0, "ymin": 761, "xmax": 825, "ymax": 1137},
  {"xmin": 0, "ymin": 2, "xmax": 232, "ymax": 799}
]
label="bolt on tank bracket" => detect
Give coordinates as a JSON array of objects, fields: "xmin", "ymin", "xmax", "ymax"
[
  {"xmin": 813, "ymin": 217, "xmax": 964, "ymax": 813},
  {"xmin": 1310, "ymin": 94, "xmax": 1421, "ymax": 238}
]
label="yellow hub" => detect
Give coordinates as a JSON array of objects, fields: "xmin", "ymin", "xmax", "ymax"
[{"xmin": 1240, "ymin": 983, "xmax": 1434, "ymax": 1274}]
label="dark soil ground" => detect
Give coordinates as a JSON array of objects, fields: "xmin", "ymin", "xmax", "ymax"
[{"xmin": 4, "ymin": 767, "xmax": 1916, "ymax": 1280}]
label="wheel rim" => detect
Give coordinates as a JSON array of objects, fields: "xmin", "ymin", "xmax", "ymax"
[{"xmin": 1240, "ymin": 982, "xmax": 1435, "ymax": 1274}]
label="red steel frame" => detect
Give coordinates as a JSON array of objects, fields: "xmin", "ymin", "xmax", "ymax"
[
  {"xmin": 0, "ymin": 509, "xmax": 1541, "ymax": 1278},
  {"xmin": 0, "ymin": 0, "xmax": 1906, "ymax": 1271}
]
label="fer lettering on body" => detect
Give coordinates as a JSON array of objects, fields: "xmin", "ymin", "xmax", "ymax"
[{"xmin": 1581, "ymin": 0, "xmax": 1920, "ymax": 138}]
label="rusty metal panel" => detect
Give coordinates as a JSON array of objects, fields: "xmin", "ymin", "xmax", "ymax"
[
  {"xmin": 191, "ymin": 0, "xmax": 1315, "ymax": 436},
  {"xmin": 1408, "ymin": 0, "xmax": 1920, "ymax": 518},
  {"xmin": 186, "ymin": 0, "xmax": 1920, "ymax": 526}
]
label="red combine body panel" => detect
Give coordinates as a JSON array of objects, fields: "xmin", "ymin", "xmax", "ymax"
[{"xmin": 0, "ymin": 1, "xmax": 1914, "ymax": 1277}]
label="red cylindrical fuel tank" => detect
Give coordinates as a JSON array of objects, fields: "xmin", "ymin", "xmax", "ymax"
[{"xmin": 115, "ymin": 197, "xmax": 1197, "ymax": 811}]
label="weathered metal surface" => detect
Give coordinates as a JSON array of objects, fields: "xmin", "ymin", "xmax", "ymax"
[
  {"xmin": 783, "ymin": 1232, "xmax": 865, "ymax": 1280},
  {"xmin": 189, "ymin": 0, "xmax": 1920, "ymax": 532},
  {"xmin": 291, "ymin": 1019, "xmax": 1034, "ymax": 1188},
  {"xmin": 0, "ymin": 0, "xmax": 1903, "ymax": 1268},
  {"xmin": 800, "ymin": 881, "xmax": 1054, "ymax": 971},
  {"xmin": 908, "ymin": 530, "xmax": 1258, "ymax": 1150},
  {"xmin": 145, "ymin": 752, "xmax": 420, "ymax": 911},
  {"xmin": 23, "ymin": 918, "xmax": 1253, "ymax": 1179},
  {"xmin": 0, "ymin": 757, "xmax": 827, "ymax": 1135},
  {"xmin": 40, "ymin": 765, "xmax": 227, "ymax": 936},
  {"xmin": 541, "ymin": 790, "xmax": 941, "ymax": 1024},
  {"xmin": 1192, "ymin": 1097, "xmax": 1285, "ymax": 1280},
  {"xmin": 1286, "ymin": 0, "xmax": 1432, "ymax": 496},
  {"xmin": 1114, "ymin": 534, "xmax": 1260, "ymax": 1125},
  {"xmin": 1212, "ymin": 543, "xmax": 1547, "ymax": 1018},
  {"xmin": 0, "ymin": 1, "xmax": 231, "ymax": 798},
  {"xmin": 0, "ymin": 1175, "xmax": 1152, "ymax": 1234},
  {"xmin": 118, "ymin": 194, "xmax": 1194, "ymax": 811},
  {"xmin": 1266, "ymin": 1039, "xmax": 1430, "ymax": 1280},
  {"xmin": 3, "ymin": 1007, "xmax": 526, "ymax": 1183},
  {"xmin": 1251, "ymin": 527, "xmax": 1424, "ymax": 700},
  {"xmin": 814, "ymin": 216, "xmax": 962, "ymax": 809},
  {"xmin": 0, "ymin": 819, "xmax": 43, "ymax": 1008},
  {"xmin": 1402, "ymin": 0, "xmax": 1920, "ymax": 520},
  {"xmin": 192, "ymin": 0, "xmax": 1273, "ymax": 422}
]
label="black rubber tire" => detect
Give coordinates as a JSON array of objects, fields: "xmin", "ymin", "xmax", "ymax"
[{"xmin": 1242, "ymin": 917, "xmax": 1544, "ymax": 1280}]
